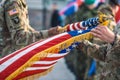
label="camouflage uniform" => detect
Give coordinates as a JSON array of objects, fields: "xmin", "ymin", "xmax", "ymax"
[
  {"xmin": 0, "ymin": 0, "xmax": 51, "ymax": 58},
  {"xmin": 65, "ymin": 2, "xmax": 104, "ymax": 80},
  {"xmin": 80, "ymin": 22, "xmax": 120, "ymax": 80}
]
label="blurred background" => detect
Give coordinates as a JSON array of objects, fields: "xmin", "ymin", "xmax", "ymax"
[{"xmin": 26, "ymin": 0, "xmax": 69, "ymax": 30}]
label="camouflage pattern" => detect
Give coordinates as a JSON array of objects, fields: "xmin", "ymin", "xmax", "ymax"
[
  {"xmin": 65, "ymin": 2, "xmax": 105, "ymax": 80},
  {"xmin": 79, "ymin": 15, "xmax": 120, "ymax": 80},
  {"xmin": 0, "ymin": 0, "xmax": 50, "ymax": 58},
  {"xmin": 74, "ymin": 4, "xmax": 99, "ymax": 22},
  {"xmin": 92, "ymin": 4, "xmax": 117, "ymax": 80}
]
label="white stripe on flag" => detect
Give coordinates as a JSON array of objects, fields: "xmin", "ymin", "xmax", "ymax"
[
  {"xmin": 25, "ymin": 64, "xmax": 55, "ymax": 71},
  {"xmin": 74, "ymin": 23, "xmax": 80, "ymax": 30},
  {"xmin": 69, "ymin": 24, "xmax": 74, "ymax": 31},
  {"xmin": 34, "ymin": 60, "xmax": 58, "ymax": 65},
  {"xmin": 80, "ymin": 22, "xmax": 84, "ymax": 28}
]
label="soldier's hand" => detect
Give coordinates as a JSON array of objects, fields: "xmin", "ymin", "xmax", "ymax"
[
  {"xmin": 77, "ymin": 40, "xmax": 99, "ymax": 55},
  {"xmin": 48, "ymin": 26, "xmax": 61, "ymax": 36},
  {"xmin": 77, "ymin": 40, "xmax": 91, "ymax": 55},
  {"xmin": 91, "ymin": 26, "xmax": 115, "ymax": 43}
]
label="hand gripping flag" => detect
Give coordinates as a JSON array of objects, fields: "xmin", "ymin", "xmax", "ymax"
[{"xmin": 0, "ymin": 12, "xmax": 113, "ymax": 80}]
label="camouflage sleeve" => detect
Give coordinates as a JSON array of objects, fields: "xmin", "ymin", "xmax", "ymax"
[
  {"xmin": 4, "ymin": 0, "xmax": 49, "ymax": 45},
  {"xmin": 79, "ymin": 40, "xmax": 107, "ymax": 61},
  {"xmin": 106, "ymin": 23, "xmax": 120, "ymax": 64}
]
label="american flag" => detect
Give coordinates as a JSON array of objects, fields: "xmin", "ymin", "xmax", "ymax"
[
  {"xmin": 8, "ymin": 9, "xmax": 18, "ymax": 16},
  {"xmin": 0, "ymin": 17, "xmax": 100, "ymax": 79}
]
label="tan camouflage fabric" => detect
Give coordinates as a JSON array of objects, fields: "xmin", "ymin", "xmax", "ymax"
[{"xmin": 0, "ymin": 0, "xmax": 49, "ymax": 57}]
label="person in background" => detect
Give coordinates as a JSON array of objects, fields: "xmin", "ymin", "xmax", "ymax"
[{"xmin": 50, "ymin": 3, "xmax": 62, "ymax": 27}]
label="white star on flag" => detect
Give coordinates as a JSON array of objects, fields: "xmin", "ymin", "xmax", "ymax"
[
  {"xmin": 66, "ymin": 48, "xmax": 71, "ymax": 52},
  {"xmin": 78, "ymin": 30, "xmax": 82, "ymax": 33},
  {"xmin": 72, "ymin": 44, "xmax": 77, "ymax": 48}
]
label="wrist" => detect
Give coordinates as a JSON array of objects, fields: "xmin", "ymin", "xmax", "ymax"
[
  {"xmin": 111, "ymin": 32, "xmax": 117, "ymax": 46},
  {"xmin": 40, "ymin": 30, "xmax": 49, "ymax": 38}
]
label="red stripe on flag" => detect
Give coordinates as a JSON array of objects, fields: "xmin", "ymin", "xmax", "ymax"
[
  {"xmin": 72, "ymin": 23, "xmax": 76, "ymax": 30},
  {"xmin": 67, "ymin": 24, "xmax": 71, "ymax": 31},
  {"xmin": 77, "ymin": 22, "xmax": 85, "ymax": 30}
]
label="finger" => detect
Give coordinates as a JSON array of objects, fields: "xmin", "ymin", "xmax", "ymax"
[
  {"xmin": 91, "ymin": 28, "xmax": 102, "ymax": 35},
  {"xmin": 91, "ymin": 32, "xmax": 102, "ymax": 38},
  {"xmin": 96, "ymin": 26, "xmax": 107, "ymax": 31}
]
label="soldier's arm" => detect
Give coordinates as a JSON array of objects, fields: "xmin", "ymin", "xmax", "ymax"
[
  {"xmin": 4, "ymin": 1, "xmax": 59, "ymax": 45},
  {"xmin": 89, "ymin": 23, "xmax": 120, "ymax": 63},
  {"xmin": 106, "ymin": 23, "xmax": 120, "ymax": 64},
  {"xmin": 78, "ymin": 40, "xmax": 107, "ymax": 61}
]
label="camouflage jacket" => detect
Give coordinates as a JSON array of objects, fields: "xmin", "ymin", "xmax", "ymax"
[
  {"xmin": 0, "ymin": 0, "xmax": 49, "ymax": 57},
  {"xmin": 81, "ymin": 22, "xmax": 120, "ymax": 80}
]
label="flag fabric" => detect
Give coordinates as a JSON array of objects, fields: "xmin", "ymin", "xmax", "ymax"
[
  {"xmin": 0, "ymin": 28, "xmax": 93, "ymax": 80},
  {"xmin": 59, "ymin": 17, "xmax": 99, "ymax": 32},
  {"xmin": 65, "ymin": 22, "xmax": 87, "ymax": 31},
  {"xmin": 12, "ymin": 52, "xmax": 69, "ymax": 80},
  {"xmin": 59, "ymin": 0, "xmax": 83, "ymax": 16}
]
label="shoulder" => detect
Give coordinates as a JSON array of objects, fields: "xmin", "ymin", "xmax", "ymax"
[{"xmin": 98, "ymin": 4, "xmax": 114, "ymax": 17}]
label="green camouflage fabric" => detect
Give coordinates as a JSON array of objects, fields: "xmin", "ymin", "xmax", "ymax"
[
  {"xmin": 0, "ymin": 0, "xmax": 49, "ymax": 58},
  {"xmin": 80, "ymin": 19, "xmax": 120, "ymax": 80},
  {"xmin": 74, "ymin": 4, "xmax": 98, "ymax": 21}
]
